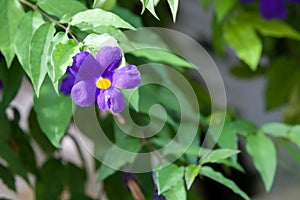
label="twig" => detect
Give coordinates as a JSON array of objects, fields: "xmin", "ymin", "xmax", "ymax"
[{"xmin": 19, "ymin": 0, "xmax": 79, "ymax": 44}]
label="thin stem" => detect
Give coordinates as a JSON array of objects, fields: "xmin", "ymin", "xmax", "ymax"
[{"xmin": 20, "ymin": 0, "xmax": 79, "ymax": 44}]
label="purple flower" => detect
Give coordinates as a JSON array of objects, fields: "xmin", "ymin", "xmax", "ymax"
[
  {"xmin": 0, "ymin": 80, "xmax": 3, "ymax": 91},
  {"xmin": 240, "ymin": 0, "xmax": 300, "ymax": 20},
  {"xmin": 260, "ymin": 0, "xmax": 287, "ymax": 20},
  {"xmin": 60, "ymin": 52, "xmax": 90, "ymax": 95},
  {"xmin": 71, "ymin": 46, "xmax": 141, "ymax": 113}
]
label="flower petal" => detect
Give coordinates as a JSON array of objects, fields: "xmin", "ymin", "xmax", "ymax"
[
  {"xmin": 59, "ymin": 76, "xmax": 75, "ymax": 95},
  {"xmin": 68, "ymin": 51, "xmax": 90, "ymax": 76},
  {"xmin": 112, "ymin": 65, "xmax": 141, "ymax": 89},
  {"xmin": 97, "ymin": 88, "xmax": 125, "ymax": 113},
  {"xmin": 71, "ymin": 81, "xmax": 97, "ymax": 107},
  {"xmin": 76, "ymin": 54, "xmax": 103, "ymax": 83},
  {"xmin": 96, "ymin": 46, "xmax": 122, "ymax": 73},
  {"xmin": 259, "ymin": 0, "xmax": 287, "ymax": 20}
]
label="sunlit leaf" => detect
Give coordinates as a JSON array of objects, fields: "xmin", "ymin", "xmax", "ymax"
[
  {"xmin": 0, "ymin": 0, "xmax": 24, "ymax": 67},
  {"xmin": 246, "ymin": 133, "xmax": 277, "ymax": 191}
]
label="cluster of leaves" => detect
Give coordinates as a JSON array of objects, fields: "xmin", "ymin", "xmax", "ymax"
[{"xmin": 1, "ymin": 0, "xmax": 300, "ymax": 200}]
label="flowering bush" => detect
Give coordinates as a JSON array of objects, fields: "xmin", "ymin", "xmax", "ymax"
[{"xmin": 1, "ymin": 0, "xmax": 300, "ymax": 200}]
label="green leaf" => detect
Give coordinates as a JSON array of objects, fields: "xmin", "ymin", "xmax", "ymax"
[
  {"xmin": 15, "ymin": 11, "xmax": 44, "ymax": 77},
  {"xmin": 224, "ymin": 22, "xmax": 262, "ymax": 71},
  {"xmin": 163, "ymin": 180, "xmax": 187, "ymax": 200},
  {"xmin": 212, "ymin": 14, "xmax": 225, "ymax": 55},
  {"xmin": 93, "ymin": 0, "xmax": 116, "ymax": 10},
  {"xmin": 10, "ymin": 123, "xmax": 37, "ymax": 174},
  {"xmin": 155, "ymin": 164, "xmax": 184, "ymax": 194},
  {"xmin": 213, "ymin": 123, "xmax": 238, "ymax": 161},
  {"xmin": 29, "ymin": 22, "xmax": 56, "ymax": 96},
  {"xmin": 144, "ymin": 0, "xmax": 160, "ymax": 20},
  {"xmin": 246, "ymin": 133, "xmax": 277, "ymax": 191},
  {"xmin": 97, "ymin": 136, "xmax": 141, "ymax": 182},
  {"xmin": 215, "ymin": 159, "xmax": 245, "ymax": 173},
  {"xmin": 167, "ymin": 0, "xmax": 179, "ymax": 22},
  {"xmin": 70, "ymin": 9, "xmax": 135, "ymax": 31},
  {"xmin": 34, "ymin": 77, "xmax": 73, "ymax": 148},
  {"xmin": 288, "ymin": 125, "xmax": 300, "ymax": 149},
  {"xmin": 111, "ymin": 6, "xmax": 143, "ymax": 28},
  {"xmin": 130, "ymin": 49, "xmax": 196, "ymax": 69},
  {"xmin": 36, "ymin": 159, "xmax": 65, "ymax": 199},
  {"xmin": 52, "ymin": 39, "xmax": 80, "ymax": 82},
  {"xmin": 213, "ymin": 0, "xmax": 236, "ymax": 22},
  {"xmin": 0, "ymin": 164, "xmax": 16, "ymax": 191},
  {"xmin": 104, "ymin": 172, "xmax": 133, "ymax": 200},
  {"xmin": 0, "ymin": 59, "xmax": 24, "ymax": 113},
  {"xmin": 200, "ymin": 149, "xmax": 240, "ymax": 165},
  {"xmin": 140, "ymin": 0, "xmax": 149, "ymax": 13},
  {"xmin": 265, "ymin": 57, "xmax": 300, "ymax": 110},
  {"xmin": 237, "ymin": 12, "xmax": 300, "ymax": 40},
  {"xmin": 83, "ymin": 33, "xmax": 118, "ymax": 56},
  {"xmin": 0, "ymin": 0, "xmax": 25, "ymax": 67},
  {"xmin": 0, "ymin": 137, "xmax": 28, "ymax": 183},
  {"xmin": 65, "ymin": 163, "xmax": 87, "ymax": 196},
  {"xmin": 29, "ymin": 108, "xmax": 56, "ymax": 154},
  {"xmin": 37, "ymin": 0, "xmax": 86, "ymax": 18},
  {"xmin": 185, "ymin": 165, "xmax": 201, "ymax": 189},
  {"xmin": 229, "ymin": 63, "xmax": 266, "ymax": 79},
  {"xmin": 200, "ymin": 166, "xmax": 250, "ymax": 200},
  {"xmin": 232, "ymin": 120, "xmax": 258, "ymax": 137},
  {"xmin": 260, "ymin": 122, "xmax": 291, "ymax": 137}
]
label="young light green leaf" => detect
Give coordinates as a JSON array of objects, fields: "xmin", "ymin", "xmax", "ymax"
[
  {"xmin": 185, "ymin": 165, "xmax": 201, "ymax": 189},
  {"xmin": 200, "ymin": 166, "xmax": 250, "ymax": 200},
  {"xmin": 52, "ymin": 39, "xmax": 80, "ymax": 82},
  {"xmin": 34, "ymin": 77, "xmax": 73, "ymax": 148},
  {"xmin": 93, "ymin": 0, "xmax": 116, "ymax": 10},
  {"xmin": 260, "ymin": 122, "xmax": 291, "ymax": 137},
  {"xmin": 37, "ymin": 0, "xmax": 86, "ymax": 18},
  {"xmin": 213, "ymin": 0, "xmax": 236, "ymax": 22},
  {"xmin": 288, "ymin": 125, "xmax": 300, "ymax": 149},
  {"xmin": 0, "ymin": 0, "xmax": 25, "ymax": 67},
  {"xmin": 163, "ymin": 180, "xmax": 187, "ymax": 200},
  {"xmin": 70, "ymin": 9, "xmax": 135, "ymax": 31},
  {"xmin": 140, "ymin": 0, "xmax": 149, "ymax": 13},
  {"xmin": 47, "ymin": 32, "xmax": 68, "ymax": 85},
  {"xmin": 83, "ymin": 33, "xmax": 118, "ymax": 56},
  {"xmin": 224, "ymin": 22, "xmax": 262, "ymax": 71},
  {"xmin": 29, "ymin": 22, "xmax": 56, "ymax": 97},
  {"xmin": 167, "ymin": 0, "xmax": 179, "ymax": 22},
  {"xmin": 145, "ymin": 0, "xmax": 160, "ymax": 20},
  {"xmin": 155, "ymin": 164, "xmax": 184, "ymax": 194},
  {"xmin": 237, "ymin": 12, "xmax": 300, "ymax": 40},
  {"xmin": 200, "ymin": 149, "xmax": 240, "ymax": 165},
  {"xmin": 246, "ymin": 133, "xmax": 277, "ymax": 191},
  {"xmin": 15, "ymin": 11, "xmax": 44, "ymax": 76}
]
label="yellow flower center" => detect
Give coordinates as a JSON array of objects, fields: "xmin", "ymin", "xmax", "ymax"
[{"xmin": 96, "ymin": 78, "xmax": 111, "ymax": 90}]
